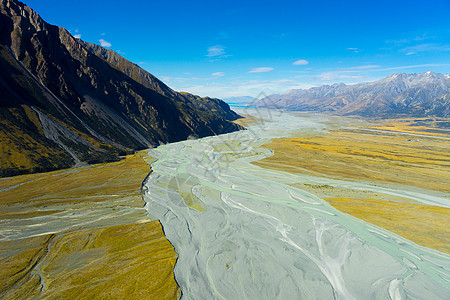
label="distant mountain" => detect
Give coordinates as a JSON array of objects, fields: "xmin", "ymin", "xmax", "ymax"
[
  {"xmin": 223, "ymin": 96, "xmax": 255, "ymax": 106},
  {"xmin": 0, "ymin": 0, "xmax": 242, "ymax": 177},
  {"xmin": 258, "ymin": 71, "xmax": 450, "ymax": 118}
]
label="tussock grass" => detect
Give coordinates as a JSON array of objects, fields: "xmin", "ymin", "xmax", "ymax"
[
  {"xmin": 0, "ymin": 151, "xmax": 180, "ymax": 299},
  {"xmin": 254, "ymin": 122, "xmax": 450, "ymax": 253}
]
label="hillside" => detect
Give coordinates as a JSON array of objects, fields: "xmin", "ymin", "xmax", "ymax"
[
  {"xmin": 259, "ymin": 71, "xmax": 450, "ymax": 118},
  {"xmin": 0, "ymin": 0, "xmax": 242, "ymax": 177}
]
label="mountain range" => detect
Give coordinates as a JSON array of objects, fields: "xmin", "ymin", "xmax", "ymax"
[
  {"xmin": 0, "ymin": 0, "xmax": 242, "ymax": 177},
  {"xmin": 258, "ymin": 71, "xmax": 450, "ymax": 118}
]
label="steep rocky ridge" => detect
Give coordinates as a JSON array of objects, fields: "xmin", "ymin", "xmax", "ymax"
[
  {"xmin": 80, "ymin": 40, "xmax": 239, "ymax": 121},
  {"xmin": 0, "ymin": 0, "xmax": 242, "ymax": 177}
]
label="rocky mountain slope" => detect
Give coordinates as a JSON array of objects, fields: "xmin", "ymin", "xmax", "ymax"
[
  {"xmin": 259, "ymin": 71, "xmax": 450, "ymax": 118},
  {"xmin": 0, "ymin": 0, "xmax": 242, "ymax": 177}
]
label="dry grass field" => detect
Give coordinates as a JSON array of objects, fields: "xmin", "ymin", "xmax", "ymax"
[
  {"xmin": 254, "ymin": 118, "xmax": 450, "ymax": 253},
  {"xmin": 0, "ymin": 152, "xmax": 180, "ymax": 299}
]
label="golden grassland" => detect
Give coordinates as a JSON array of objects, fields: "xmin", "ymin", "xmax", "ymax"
[
  {"xmin": 256, "ymin": 129, "xmax": 449, "ymax": 192},
  {"xmin": 254, "ymin": 118, "xmax": 450, "ymax": 253},
  {"xmin": 325, "ymin": 197, "xmax": 449, "ymax": 253},
  {"xmin": 0, "ymin": 151, "xmax": 155, "ymax": 210},
  {"xmin": 39, "ymin": 222, "xmax": 179, "ymax": 299},
  {"xmin": 0, "ymin": 152, "xmax": 180, "ymax": 299},
  {"xmin": 370, "ymin": 117, "xmax": 450, "ymax": 137},
  {"xmin": 233, "ymin": 114, "xmax": 263, "ymax": 126}
]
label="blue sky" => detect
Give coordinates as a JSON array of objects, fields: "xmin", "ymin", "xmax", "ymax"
[{"xmin": 25, "ymin": 0, "xmax": 450, "ymax": 98}]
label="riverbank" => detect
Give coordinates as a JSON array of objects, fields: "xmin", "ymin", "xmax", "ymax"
[
  {"xmin": 142, "ymin": 108, "xmax": 449, "ymax": 299},
  {"xmin": 253, "ymin": 118, "xmax": 450, "ymax": 253},
  {"xmin": 0, "ymin": 152, "xmax": 180, "ymax": 299}
]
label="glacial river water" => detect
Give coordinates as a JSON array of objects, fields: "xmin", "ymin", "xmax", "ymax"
[{"xmin": 143, "ymin": 108, "xmax": 450, "ymax": 299}]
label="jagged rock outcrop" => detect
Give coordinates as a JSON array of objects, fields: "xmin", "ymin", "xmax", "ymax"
[
  {"xmin": 259, "ymin": 71, "xmax": 450, "ymax": 118},
  {"xmin": 0, "ymin": 0, "xmax": 242, "ymax": 177}
]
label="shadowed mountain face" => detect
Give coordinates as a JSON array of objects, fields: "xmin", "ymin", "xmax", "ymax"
[
  {"xmin": 259, "ymin": 72, "xmax": 450, "ymax": 118},
  {"xmin": 0, "ymin": 0, "xmax": 242, "ymax": 177}
]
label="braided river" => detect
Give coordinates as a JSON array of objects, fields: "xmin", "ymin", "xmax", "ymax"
[{"xmin": 143, "ymin": 108, "xmax": 449, "ymax": 299}]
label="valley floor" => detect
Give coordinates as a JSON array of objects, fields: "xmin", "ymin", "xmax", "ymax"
[
  {"xmin": 0, "ymin": 152, "xmax": 180, "ymax": 299},
  {"xmin": 253, "ymin": 117, "xmax": 450, "ymax": 253},
  {"xmin": 0, "ymin": 112, "xmax": 448, "ymax": 299},
  {"xmin": 142, "ymin": 108, "xmax": 449, "ymax": 299}
]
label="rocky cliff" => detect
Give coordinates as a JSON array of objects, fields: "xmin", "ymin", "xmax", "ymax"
[{"xmin": 0, "ymin": 0, "xmax": 242, "ymax": 177}]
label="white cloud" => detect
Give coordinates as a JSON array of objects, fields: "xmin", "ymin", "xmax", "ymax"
[
  {"xmin": 314, "ymin": 65, "xmax": 380, "ymax": 82},
  {"xmin": 348, "ymin": 65, "xmax": 380, "ymax": 70},
  {"xmin": 293, "ymin": 59, "xmax": 309, "ymax": 66},
  {"xmin": 402, "ymin": 43, "xmax": 450, "ymax": 54},
  {"xmin": 207, "ymin": 45, "xmax": 225, "ymax": 57},
  {"xmin": 379, "ymin": 63, "xmax": 450, "ymax": 71},
  {"xmin": 248, "ymin": 67, "xmax": 274, "ymax": 73},
  {"xmin": 386, "ymin": 34, "xmax": 432, "ymax": 45},
  {"xmin": 160, "ymin": 60, "xmax": 450, "ymax": 99},
  {"xmin": 211, "ymin": 72, "xmax": 225, "ymax": 77},
  {"xmin": 316, "ymin": 71, "xmax": 364, "ymax": 82},
  {"xmin": 160, "ymin": 76, "xmax": 174, "ymax": 83},
  {"xmin": 347, "ymin": 47, "xmax": 359, "ymax": 53},
  {"xmin": 99, "ymin": 39, "xmax": 112, "ymax": 48},
  {"xmin": 313, "ymin": 63, "xmax": 449, "ymax": 83},
  {"xmin": 173, "ymin": 78, "xmax": 313, "ymax": 98},
  {"xmin": 74, "ymin": 34, "xmax": 81, "ymax": 39}
]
